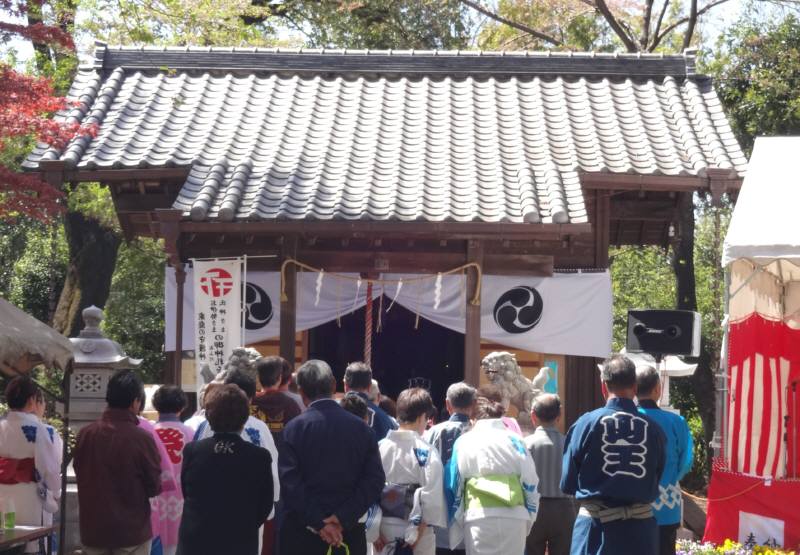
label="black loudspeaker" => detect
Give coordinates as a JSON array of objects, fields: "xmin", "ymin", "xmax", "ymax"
[{"xmin": 626, "ymin": 309, "xmax": 701, "ymax": 357}]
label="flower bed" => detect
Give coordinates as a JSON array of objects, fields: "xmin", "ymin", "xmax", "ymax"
[{"xmin": 677, "ymin": 539, "xmax": 796, "ymax": 554}]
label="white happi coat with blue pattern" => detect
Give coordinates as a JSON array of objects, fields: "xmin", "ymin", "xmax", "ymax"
[
  {"xmin": 377, "ymin": 429, "xmax": 446, "ymax": 555},
  {"xmin": 445, "ymin": 418, "xmax": 540, "ymax": 555}
]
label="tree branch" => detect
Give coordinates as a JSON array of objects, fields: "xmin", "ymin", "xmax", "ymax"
[
  {"xmin": 651, "ymin": 0, "xmax": 732, "ymax": 51},
  {"xmin": 642, "ymin": 0, "xmax": 655, "ymax": 50},
  {"xmin": 593, "ymin": 0, "xmax": 640, "ymax": 52},
  {"xmin": 650, "ymin": 0, "xmax": 671, "ymax": 51},
  {"xmin": 458, "ymin": 0, "xmax": 563, "ymax": 47},
  {"xmin": 682, "ymin": 0, "xmax": 699, "ymax": 50}
]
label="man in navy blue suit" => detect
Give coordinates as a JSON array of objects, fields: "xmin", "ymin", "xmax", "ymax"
[{"xmin": 280, "ymin": 359, "xmax": 385, "ymax": 555}]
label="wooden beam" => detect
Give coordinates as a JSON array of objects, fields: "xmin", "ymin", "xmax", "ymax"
[
  {"xmin": 609, "ymin": 199, "xmax": 680, "ymax": 221},
  {"xmin": 581, "ymin": 171, "xmax": 742, "ymax": 192},
  {"xmin": 39, "ymin": 160, "xmax": 66, "ymax": 191},
  {"xmin": 113, "ymin": 193, "xmax": 176, "ymax": 212},
  {"xmin": 464, "ymin": 240, "xmax": 484, "ymax": 387},
  {"xmin": 280, "ymin": 236, "xmax": 298, "ymax": 365},
  {"xmin": 63, "ymin": 167, "xmax": 190, "ymax": 183},
  {"xmin": 155, "ymin": 209, "xmax": 184, "ymax": 268},
  {"xmin": 484, "ymin": 254, "xmax": 553, "ymax": 276},
  {"xmin": 240, "ymin": 250, "xmax": 554, "ymax": 276},
  {"xmin": 180, "ymin": 220, "xmax": 591, "ymax": 239}
]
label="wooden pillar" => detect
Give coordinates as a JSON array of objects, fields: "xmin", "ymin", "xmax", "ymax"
[
  {"xmin": 280, "ymin": 236, "xmax": 298, "ymax": 366},
  {"xmin": 594, "ymin": 190, "xmax": 611, "ymax": 268},
  {"xmin": 156, "ymin": 209, "xmax": 185, "ymax": 384},
  {"xmin": 464, "ymin": 239, "xmax": 484, "ymax": 386},
  {"xmin": 172, "ymin": 264, "xmax": 185, "ymax": 386},
  {"xmin": 564, "ymin": 355, "xmax": 605, "ymax": 428}
]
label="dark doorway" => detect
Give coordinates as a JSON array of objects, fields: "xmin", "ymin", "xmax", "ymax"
[{"xmin": 307, "ymin": 299, "xmax": 464, "ymax": 410}]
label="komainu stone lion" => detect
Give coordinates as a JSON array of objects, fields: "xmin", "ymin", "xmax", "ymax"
[{"xmin": 481, "ymin": 351, "xmax": 549, "ymax": 429}]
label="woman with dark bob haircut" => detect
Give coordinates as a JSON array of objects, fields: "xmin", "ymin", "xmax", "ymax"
[
  {"xmin": 152, "ymin": 385, "xmax": 193, "ymax": 555},
  {"xmin": 0, "ymin": 376, "xmax": 63, "ymax": 552},
  {"xmin": 177, "ymin": 385, "xmax": 274, "ymax": 555}
]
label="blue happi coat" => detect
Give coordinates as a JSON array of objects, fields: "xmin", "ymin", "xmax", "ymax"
[
  {"xmin": 637, "ymin": 399, "xmax": 693, "ymax": 526},
  {"xmin": 561, "ymin": 397, "xmax": 666, "ymax": 555}
]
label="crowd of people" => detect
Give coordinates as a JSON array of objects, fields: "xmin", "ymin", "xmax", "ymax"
[{"xmin": 0, "ymin": 353, "xmax": 693, "ymax": 555}]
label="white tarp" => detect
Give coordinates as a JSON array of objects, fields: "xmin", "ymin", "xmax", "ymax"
[
  {"xmin": 0, "ymin": 297, "xmax": 73, "ymax": 374},
  {"xmin": 168, "ymin": 269, "xmax": 612, "ymax": 358},
  {"xmin": 722, "ymin": 136, "xmax": 800, "ymax": 270}
]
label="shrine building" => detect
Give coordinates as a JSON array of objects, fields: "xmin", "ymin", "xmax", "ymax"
[{"xmin": 24, "ymin": 44, "xmax": 747, "ymax": 425}]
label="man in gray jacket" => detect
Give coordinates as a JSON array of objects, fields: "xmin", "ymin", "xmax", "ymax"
[{"xmin": 524, "ymin": 394, "xmax": 576, "ymax": 555}]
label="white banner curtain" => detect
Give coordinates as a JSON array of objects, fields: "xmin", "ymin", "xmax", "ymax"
[
  {"xmin": 382, "ymin": 271, "xmax": 612, "ymax": 358},
  {"xmin": 170, "ymin": 268, "xmax": 612, "ymax": 359},
  {"xmin": 168, "ymin": 268, "xmax": 372, "ymax": 351},
  {"xmin": 191, "ymin": 259, "xmax": 242, "ymax": 386}
]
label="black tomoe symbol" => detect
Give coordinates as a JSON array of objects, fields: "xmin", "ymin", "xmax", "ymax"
[
  {"xmin": 493, "ymin": 286, "xmax": 543, "ymax": 334},
  {"xmin": 245, "ymin": 282, "xmax": 273, "ymax": 330}
]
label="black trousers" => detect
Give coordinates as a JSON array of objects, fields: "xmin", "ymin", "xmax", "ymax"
[
  {"xmin": 280, "ymin": 512, "xmax": 366, "ymax": 555},
  {"xmin": 658, "ymin": 523, "xmax": 679, "ymax": 555},
  {"xmin": 526, "ymin": 497, "xmax": 577, "ymax": 555}
]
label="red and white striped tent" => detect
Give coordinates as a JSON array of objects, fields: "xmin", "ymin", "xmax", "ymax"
[{"xmin": 705, "ymin": 137, "xmax": 800, "ymax": 548}]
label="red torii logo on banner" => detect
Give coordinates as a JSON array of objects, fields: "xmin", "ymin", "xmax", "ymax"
[{"xmin": 199, "ymin": 267, "xmax": 235, "ymax": 297}]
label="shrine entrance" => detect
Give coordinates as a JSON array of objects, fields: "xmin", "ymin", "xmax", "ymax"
[{"xmin": 308, "ymin": 300, "xmax": 464, "ymax": 409}]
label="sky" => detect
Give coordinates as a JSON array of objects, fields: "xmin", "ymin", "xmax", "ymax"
[{"xmin": 0, "ymin": 0, "xmax": 753, "ymax": 69}]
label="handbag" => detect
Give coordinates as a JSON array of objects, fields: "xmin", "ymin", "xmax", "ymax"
[
  {"xmin": 379, "ymin": 482, "xmax": 419, "ymax": 520},
  {"xmin": 325, "ymin": 542, "xmax": 350, "ymax": 555}
]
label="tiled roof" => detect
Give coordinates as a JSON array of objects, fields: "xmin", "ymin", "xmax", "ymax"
[{"xmin": 25, "ymin": 45, "xmax": 747, "ymax": 224}]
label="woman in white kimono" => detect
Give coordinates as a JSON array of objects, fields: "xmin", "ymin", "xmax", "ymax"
[
  {"xmin": 376, "ymin": 388, "xmax": 446, "ymax": 555},
  {"xmin": 444, "ymin": 396, "xmax": 540, "ymax": 555},
  {"xmin": 0, "ymin": 376, "xmax": 62, "ymax": 554}
]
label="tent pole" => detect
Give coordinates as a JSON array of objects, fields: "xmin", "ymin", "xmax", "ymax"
[
  {"xmin": 173, "ymin": 265, "xmax": 186, "ymax": 387},
  {"xmin": 58, "ymin": 361, "xmax": 72, "ymax": 555},
  {"xmin": 713, "ymin": 269, "xmax": 731, "ymax": 462}
]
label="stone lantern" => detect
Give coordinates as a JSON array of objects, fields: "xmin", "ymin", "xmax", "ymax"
[{"xmin": 68, "ymin": 305, "xmax": 142, "ymax": 430}]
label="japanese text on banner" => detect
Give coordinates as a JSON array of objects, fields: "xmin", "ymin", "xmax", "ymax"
[{"xmin": 192, "ymin": 259, "xmax": 242, "ymax": 389}]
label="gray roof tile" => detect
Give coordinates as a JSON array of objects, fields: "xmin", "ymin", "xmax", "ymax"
[{"xmin": 25, "ymin": 46, "xmax": 747, "ymax": 224}]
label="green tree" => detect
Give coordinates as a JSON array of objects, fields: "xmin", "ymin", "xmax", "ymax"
[
  {"xmin": 79, "ymin": 0, "xmax": 280, "ymax": 46},
  {"xmin": 609, "ymin": 245, "xmax": 676, "ymax": 351},
  {"xmin": 52, "ymin": 183, "xmax": 121, "ymax": 337},
  {"xmin": 475, "ymin": 0, "xmax": 616, "ymax": 50},
  {"xmin": 79, "ymin": 0, "xmax": 473, "ymax": 50},
  {"xmin": 7, "ymin": 223, "xmax": 68, "ymax": 323},
  {"xmin": 461, "ymin": 0, "xmax": 726, "ymax": 53},
  {"xmin": 279, "ymin": 0, "xmax": 472, "ymax": 49},
  {"xmin": 706, "ymin": 14, "xmax": 800, "ymax": 155},
  {"xmin": 103, "ymin": 238, "xmax": 167, "ymax": 382}
]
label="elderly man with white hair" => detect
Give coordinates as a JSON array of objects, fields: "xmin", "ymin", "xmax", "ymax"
[{"xmin": 423, "ymin": 382, "xmax": 477, "ymax": 554}]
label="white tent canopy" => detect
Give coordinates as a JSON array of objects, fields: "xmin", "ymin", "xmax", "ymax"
[
  {"xmin": 0, "ymin": 297, "xmax": 74, "ymax": 375},
  {"xmin": 723, "ymin": 136, "xmax": 800, "ymax": 273},
  {"xmin": 723, "ymin": 137, "xmax": 800, "ymax": 327}
]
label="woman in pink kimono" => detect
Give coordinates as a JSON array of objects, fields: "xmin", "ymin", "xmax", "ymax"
[
  {"xmin": 151, "ymin": 386, "xmax": 194, "ymax": 555},
  {"xmin": 136, "ymin": 390, "xmax": 178, "ymax": 555},
  {"xmin": 0, "ymin": 377, "xmax": 62, "ymax": 554}
]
